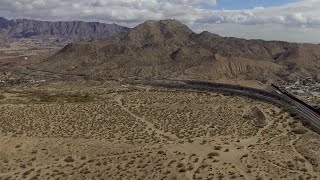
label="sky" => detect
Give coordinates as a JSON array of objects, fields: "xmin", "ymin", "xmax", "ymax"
[
  {"xmin": 214, "ymin": 0, "xmax": 298, "ymax": 10},
  {"xmin": 0, "ymin": 0, "xmax": 319, "ymax": 43}
]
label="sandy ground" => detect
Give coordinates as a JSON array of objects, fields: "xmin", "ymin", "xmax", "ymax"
[{"xmin": 0, "ymin": 81, "xmax": 319, "ymax": 180}]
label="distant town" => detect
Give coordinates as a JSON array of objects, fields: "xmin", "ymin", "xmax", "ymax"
[{"xmin": 283, "ymin": 76, "xmax": 320, "ymax": 107}]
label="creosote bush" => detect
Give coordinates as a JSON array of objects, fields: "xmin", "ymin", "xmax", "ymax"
[
  {"xmin": 0, "ymin": 95, "xmax": 5, "ymax": 100},
  {"xmin": 292, "ymin": 128, "xmax": 308, "ymax": 134}
]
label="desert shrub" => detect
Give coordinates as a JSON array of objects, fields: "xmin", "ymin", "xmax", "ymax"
[
  {"xmin": 208, "ymin": 152, "xmax": 219, "ymax": 159},
  {"xmin": 30, "ymin": 150, "xmax": 38, "ymax": 154},
  {"xmin": 231, "ymin": 175, "xmax": 237, "ymax": 179},
  {"xmin": 39, "ymin": 95, "xmax": 57, "ymax": 102},
  {"xmin": 80, "ymin": 168, "xmax": 91, "ymax": 174},
  {"xmin": 289, "ymin": 112, "xmax": 298, "ymax": 118},
  {"xmin": 218, "ymin": 173, "xmax": 225, "ymax": 179},
  {"xmin": 71, "ymin": 94, "xmax": 93, "ymax": 102},
  {"xmin": 157, "ymin": 150, "xmax": 165, "ymax": 154},
  {"xmin": 80, "ymin": 156, "xmax": 86, "ymax": 160},
  {"xmin": 301, "ymin": 168, "xmax": 308, "ymax": 172},
  {"xmin": 295, "ymin": 157, "xmax": 305, "ymax": 163},
  {"xmin": 64, "ymin": 156, "xmax": 75, "ymax": 163},
  {"xmin": 0, "ymin": 95, "xmax": 5, "ymax": 100},
  {"xmin": 188, "ymin": 165, "xmax": 194, "ymax": 170},
  {"xmin": 22, "ymin": 170, "xmax": 31, "ymax": 176},
  {"xmin": 34, "ymin": 92, "xmax": 93, "ymax": 103},
  {"xmin": 243, "ymin": 114, "xmax": 251, "ymax": 120},
  {"xmin": 292, "ymin": 128, "xmax": 308, "ymax": 134},
  {"xmin": 177, "ymin": 163, "xmax": 184, "ymax": 168},
  {"xmin": 287, "ymin": 162, "xmax": 294, "ymax": 169},
  {"xmin": 213, "ymin": 159, "xmax": 219, "ymax": 163},
  {"xmin": 200, "ymin": 140, "xmax": 207, "ymax": 145}
]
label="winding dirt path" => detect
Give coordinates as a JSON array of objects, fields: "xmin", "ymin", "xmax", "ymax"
[
  {"xmin": 114, "ymin": 94, "xmax": 179, "ymax": 141},
  {"xmin": 289, "ymin": 136, "xmax": 318, "ymax": 177}
]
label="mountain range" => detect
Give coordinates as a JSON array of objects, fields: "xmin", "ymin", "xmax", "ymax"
[
  {"xmin": 0, "ymin": 17, "xmax": 129, "ymax": 40},
  {"xmin": 31, "ymin": 19, "xmax": 320, "ymax": 84}
]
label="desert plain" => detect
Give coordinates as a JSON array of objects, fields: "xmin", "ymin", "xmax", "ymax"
[{"xmin": 0, "ymin": 80, "xmax": 319, "ymax": 180}]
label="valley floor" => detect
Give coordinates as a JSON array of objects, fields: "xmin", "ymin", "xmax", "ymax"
[{"xmin": 0, "ymin": 81, "xmax": 319, "ymax": 180}]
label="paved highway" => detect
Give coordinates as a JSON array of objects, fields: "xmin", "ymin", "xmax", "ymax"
[{"xmin": 271, "ymin": 84, "xmax": 320, "ymax": 133}]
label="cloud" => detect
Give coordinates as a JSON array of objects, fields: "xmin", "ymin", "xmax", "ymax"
[
  {"xmin": 165, "ymin": 0, "xmax": 216, "ymax": 6},
  {"xmin": 0, "ymin": 0, "xmax": 318, "ymax": 26},
  {"xmin": 194, "ymin": 23, "xmax": 320, "ymax": 43},
  {"xmin": 0, "ymin": 0, "xmax": 319, "ymax": 43},
  {"xmin": 195, "ymin": 0, "xmax": 320, "ymax": 27}
]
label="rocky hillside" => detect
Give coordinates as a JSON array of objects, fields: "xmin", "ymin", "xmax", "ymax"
[
  {"xmin": 33, "ymin": 20, "xmax": 320, "ymax": 84},
  {"xmin": 0, "ymin": 17, "xmax": 129, "ymax": 40}
]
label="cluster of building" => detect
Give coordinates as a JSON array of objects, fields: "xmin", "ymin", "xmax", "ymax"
[{"xmin": 284, "ymin": 77, "xmax": 320, "ymax": 105}]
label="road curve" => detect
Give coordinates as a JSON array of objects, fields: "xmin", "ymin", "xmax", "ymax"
[{"xmin": 127, "ymin": 79, "xmax": 320, "ymax": 134}]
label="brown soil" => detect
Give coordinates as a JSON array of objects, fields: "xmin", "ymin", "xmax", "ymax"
[{"xmin": 0, "ymin": 81, "xmax": 319, "ymax": 180}]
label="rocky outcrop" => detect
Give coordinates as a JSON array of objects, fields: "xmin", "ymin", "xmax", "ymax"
[{"xmin": 243, "ymin": 107, "xmax": 266, "ymax": 128}]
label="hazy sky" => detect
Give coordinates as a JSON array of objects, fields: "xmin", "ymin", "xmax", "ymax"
[{"xmin": 0, "ymin": 0, "xmax": 319, "ymax": 43}]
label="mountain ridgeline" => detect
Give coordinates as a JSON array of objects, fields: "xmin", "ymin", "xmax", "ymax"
[
  {"xmin": 0, "ymin": 17, "xmax": 129, "ymax": 40},
  {"xmin": 34, "ymin": 19, "xmax": 320, "ymax": 83}
]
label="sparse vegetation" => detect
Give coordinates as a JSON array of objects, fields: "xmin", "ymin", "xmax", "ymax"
[
  {"xmin": 0, "ymin": 83, "xmax": 319, "ymax": 180},
  {"xmin": 34, "ymin": 93, "xmax": 94, "ymax": 103},
  {"xmin": 64, "ymin": 157, "xmax": 75, "ymax": 163},
  {"xmin": 0, "ymin": 95, "xmax": 5, "ymax": 100},
  {"xmin": 71, "ymin": 94, "xmax": 93, "ymax": 103},
  {"xmin": 214, "ymin": 146, "xmax": 222, "ymax": 150},
  {"xmin": 39, "ymin": 94, "xmax": 57, "ymax": 102},
  {"xmin": 292, "ymin": 128, "xmax": 308, "ymax": 134},
  {"xmin": 208, "ymin": 152, "xmax": 220, "ymax": 159}
]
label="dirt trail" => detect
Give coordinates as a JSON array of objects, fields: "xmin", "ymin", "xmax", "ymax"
[
  {"xmin": 114, "ymin": 94, "xmax": 179, "ymax": 141},
  {"xmin": 185, "ymin": 157, "xmax": 204, "ymax": 180},
  {"xmin": 289, "ymin": 137, "xmax": 319, "ymax": 177},
  {"xmin": 165, "ymin": 142, "xmax": 211, "ymax": 180},
  {"xmin": 239, "ymin": 107, "xmax": 275, "ymax": 148}
]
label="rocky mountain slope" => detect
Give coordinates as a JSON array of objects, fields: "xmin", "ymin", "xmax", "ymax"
[
  {"xmin": 0, "ymin": 17, "xmax": 129, "ymax": 40},
  {"xmin": 33, "ymin": 19, "xmax": 320, "ymax": 84}
]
